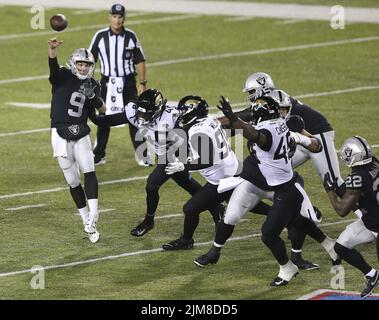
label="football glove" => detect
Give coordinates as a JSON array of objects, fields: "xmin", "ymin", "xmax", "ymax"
[
  {"xmin": 217, "ymin": 96, "xmax": 238, "ymax": 123},
  {"xmin": 79, "ymin": 79, "xmax": 97, "ymax": 99},
  {"xmin": 323, "ymin": 172, "xmax": 337, "ymax": 192},
  {"xmin": 165, "ymin": 161, "xmax": 185, "ymax": 175}
]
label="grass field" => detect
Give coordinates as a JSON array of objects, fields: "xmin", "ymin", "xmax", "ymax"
[{"xmin": 0, "ymin": 2, "xmax": 379, "ymax": 301}]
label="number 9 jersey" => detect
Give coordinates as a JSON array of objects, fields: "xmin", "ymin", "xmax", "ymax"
[{"xmin": 49, "ymin": 57, "xmax": 103, "ymax": 128}]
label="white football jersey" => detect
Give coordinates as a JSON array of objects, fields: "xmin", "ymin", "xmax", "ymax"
[
  {"xmin": 125, "ymin": 102, "xmax": 182, "ymax": 156},
  {"xmin": 253, "ymin": 118, "xmax": 293, "ymax": 186},
  {"xmin": 188, "ymin": 116, "xmax": 239, "ymax": 185}
]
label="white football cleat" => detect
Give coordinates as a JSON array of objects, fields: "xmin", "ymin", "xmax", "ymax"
[
  {"xmin": 88, "ymin": 230, "xmax": 100, "ymax": 243},
  {"xmin": 84, "ymin": 218, "xmax": 100, "ymax": 243}
]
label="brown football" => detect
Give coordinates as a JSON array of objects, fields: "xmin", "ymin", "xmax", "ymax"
[{"xmin": 50, "ymin": 14, "xmax": 68, "ymax": 32}]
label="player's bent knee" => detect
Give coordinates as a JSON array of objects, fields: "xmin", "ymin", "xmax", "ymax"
[
  {"xmin": 146, "ymin": 182, "xmax": 160, "ymax": 194},
  {"xmin": 62, "ymin": 166, "xmax": 81, "ymax": 188},
  {"xmin": 182, "ymin": 201, "xmax": 200, "ymax": 216}
]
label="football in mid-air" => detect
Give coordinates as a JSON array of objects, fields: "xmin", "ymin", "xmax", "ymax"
[{"xmin": 50, "ymin": 14, "xmax": 68, "ymax": 32}]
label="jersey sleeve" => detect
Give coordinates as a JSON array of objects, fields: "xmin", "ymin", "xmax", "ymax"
[
  {"xmin": 235, "ymin": 107, "xmax": 253, "ymax": 123},
  {"xmin": 88, "ymin": 32, "xmax": 101, "ymax": 62},
  {"xmin": 132, "ymin": 34, "xmax": 145, "ymax": 64},
  {"xmin": 48, "ymin": 57, "xmax": 62, "ymax": 84},
  {"xmin": 345, "ymin": 172, "xmax": 366, "ymax": 190},
  {"xmin": 257, "ymin": 129, "xmax": 273, "ymax": 151},
  {"xmin": 187, "ymin": 132, "xmax": 214, "ymax": 169},
  {"xmin": 125, "ymin": 102, "xmax": 139, "ymax": 127}
]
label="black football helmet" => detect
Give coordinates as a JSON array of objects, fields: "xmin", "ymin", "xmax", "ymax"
[
  {"xmin": 251, "ymin": 95, "xmax": 280, "ymax": 125},
  {"xmin": 176, "ymin": 95, "xmax": 209, "ymax": 129},
  {"xmin": 136, "ymin": 89, "xmax": 166, "ymax": 126}
]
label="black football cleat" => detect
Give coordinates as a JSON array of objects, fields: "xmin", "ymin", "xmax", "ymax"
[
  {"xmin": 162, "ymin": 236, "xmax": 194, "ymax": 251},
  {"xmin": 290, "ymin": 254, "xmax": 320, "ymax": 271},
  {"xmin": 194, "ymin": 247, "xmax": 220, "ymax": 267},
  {"xmin": 270, "ymin": 272, "xmax": 299, "ymax": 287},
  {"xmin": 361, "ymin": 271, "xmax": 379, "ymax": 298},
  {"xmin": 270, "ymin": 276, "xmax": 290, "ymax": 287},
  {"xmin": 130, "ymin": 218, "xmax": 154, "ymax": 237}
]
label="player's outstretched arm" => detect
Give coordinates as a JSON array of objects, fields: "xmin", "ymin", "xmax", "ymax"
[{"xmin": 217, "ymin": 96, "xmax": 267, "ymax": 147}]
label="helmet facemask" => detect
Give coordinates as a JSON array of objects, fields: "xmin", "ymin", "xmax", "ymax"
[
  {"xmin": 68, "ymin": 48, "xmax": 95, "ymax": 80},
  {"xmin": 251, "ymin": 96, "xmax": 280, "ymax": 125},
  {"xmin": 136, "ymin": 90, "xmax": 166, "ymax": 126},
  {"xmin": 177, "ymin": 96, "xmax": 209, "ymax": 130}
]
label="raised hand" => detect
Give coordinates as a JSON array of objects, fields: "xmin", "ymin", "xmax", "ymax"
[
  {"xmin": 48, "ymin": 37, "xmax": 63, "ymax": 50},
  {"xmin": 217, "ymin": 96, "xmax": 238, "ymax": 123}
]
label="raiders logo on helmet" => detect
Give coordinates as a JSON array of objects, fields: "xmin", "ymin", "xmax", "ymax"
[{"xmin": 256, "ymin": 77, "xmax": 266, "ymax": 86}]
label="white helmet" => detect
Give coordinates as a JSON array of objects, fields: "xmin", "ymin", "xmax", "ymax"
[
  {"xmin": 243, "ymin": 72, "xmax": 275, "ymax": 102},
  {"xmin": 68, "ymin": 48, "xmax": 95, "ymax": 80},
  {"xmin": 340, "ymin": 136, "xmax": 372, "ymax": 167}
]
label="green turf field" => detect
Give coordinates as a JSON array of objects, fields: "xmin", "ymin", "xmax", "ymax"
[
  {"xmin": 204, "ymin": 0, "xmax": 379, "ymax": 8},
  {"xmin": 0, "ymin": 3, "xmax": 379, "ymax": 300}
]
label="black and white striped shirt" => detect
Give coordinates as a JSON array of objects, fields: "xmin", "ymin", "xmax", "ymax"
[{"xmin": 88, "ymin": 27, "xmax": 145, "ymax": 77}]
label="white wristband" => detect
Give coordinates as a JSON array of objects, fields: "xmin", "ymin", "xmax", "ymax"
[{"xmin": 290, "ymin": 131, "xmax": 312, "ymax": 147}]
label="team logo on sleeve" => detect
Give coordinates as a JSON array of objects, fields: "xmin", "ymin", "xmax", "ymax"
[{"xmin": 68, "ymin": 124, "xmax": 79, "ymax": 136}]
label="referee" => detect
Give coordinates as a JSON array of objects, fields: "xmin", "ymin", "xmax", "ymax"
[{"xmin": 89, "ymin": 3, "xmax": 149, "ymax": 166}]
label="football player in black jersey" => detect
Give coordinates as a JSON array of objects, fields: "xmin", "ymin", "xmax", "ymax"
[
  {"xmin": 324, "ymin": 136, "xmax": 379, "ymax": 298},
  {"xmin": 48, "ymin": 37, "xmax": 106, "ymax": 243}
]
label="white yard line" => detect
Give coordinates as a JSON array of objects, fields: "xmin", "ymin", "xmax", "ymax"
[
  {"xmin": 148, "ymin": 35, "xmax": 379, "ymax": 67},
  {"xmin": 1, "ymin": 0, "xmax": 379, "ymax": 23},
  {"xmin": 0, "ymin": 176, "xmax": 148, "ymax": 200},
  {"xmin": 0, "ymin": 128, "xmax": 50, "ymax": 137},
  {"xmin": 2, "ymin": 35, "xmax": 379, "ymax": 85},
  {"xmin": 0, "ymin": 218, "xmax": 356, "ymax": 278},
  {"xmin": 5, "ymin": 204, "xmax": 46, "ymax": 211},
  {"xmin": 155, "ymin": 214, "xmax": 183, "ymax": 220},
  {"xmin": 0, "ymin": 14, "xmax": 200, "ymax": 42},
  {"xmin": 2, "ymin": 85, "xmax": 379, "ymax": 138}
]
